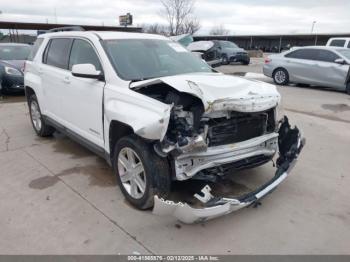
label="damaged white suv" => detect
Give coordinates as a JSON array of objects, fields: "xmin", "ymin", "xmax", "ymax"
[{"xmin": 25, "ymin": 31, "xmax": 304, "ymax": 223}]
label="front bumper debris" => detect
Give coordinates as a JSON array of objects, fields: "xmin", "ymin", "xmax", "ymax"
[{"xmin": 153, "ymin": 116, "xmax": 305, "ymax": 224}]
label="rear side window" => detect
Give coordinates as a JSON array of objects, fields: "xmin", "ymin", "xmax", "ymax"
[
  {"xmin": 68, "ymin": 39, "xmax": 101, "ymax": 71},
  {"xmin": 329, "ymin": 40, "xmax": 346, "ymax": 47},
  {"xmin": 347, "ymin": 42, "xmax": 350, "ymax": 48},
  {"xmin": 44, "ymin": 38, "xmax": 73, "ymax": 69},
  {"xmin": 285, "ymin": 49, "xmax": 314, "ymax": 59},
  {"xmin": 27, "ymin": 38, "xmax": 44, "ymax": 61}
]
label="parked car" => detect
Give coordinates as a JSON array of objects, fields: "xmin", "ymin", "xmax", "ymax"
[
  {"xmin": 187, "ymin": 40, "xmax": 250, "ymax": 67},
  {"xmin": 0, "ymin": 43, "xmax": 31, "ymax": 94},
  {"xmin": 25, "ymin": 31, "xmax": 304, "ymax": 223},
  {"xmin": 214, "ymin": 40, "xmax": 250, "ymax": 65},
  {"xmin": 264, "ymin": 46, "xmax": 350, "ymax": 94},
  {"xmin": 187, "ymin": 40, "xmax": 222, "ymax": 67},
  {"xmin": 326, "ymin": 37, "xmax": 350, "ymax": 48}
]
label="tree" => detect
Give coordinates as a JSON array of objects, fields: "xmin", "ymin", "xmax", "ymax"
[
  {"xmin": 181, "ymin": 16, "xmax": 201, "ymax": 35},
  {"xmin": 160, "ymin": 0, "xmax": 200, "ymax": 35},
  {"xmin": 210, "ymin": 24, "xmax": 230, "ymax": 36},
  {"xmin": 141, "ymin": 23, "xmax": 168, "ymax": 35}
]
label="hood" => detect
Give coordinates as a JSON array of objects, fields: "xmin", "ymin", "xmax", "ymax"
[
  {"xmin": 0, "ymin": 60, "xmax": 25, "ymax": 71},
  {"xmin": 187, "ymin": 41, "xmax": 214, "ymax": 52},
  {"xmin": 130, "ymin": 73, "xmax": 281, "ymax": 113}
]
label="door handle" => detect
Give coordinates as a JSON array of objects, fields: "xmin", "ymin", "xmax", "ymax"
[
  {"xmin": 63, "ymin": 76, "xmax": 71, "ymax": 84},
  {"xmin": 38, "ymin": 68, "xmax": 44, "ymax": 75}
]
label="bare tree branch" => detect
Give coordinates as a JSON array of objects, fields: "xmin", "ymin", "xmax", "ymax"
[
  {"xmin": 160, "ymin": 0, "xmax": 200, "ymax": 35},
  {"xmin": 210, "ymin": 24, "xmax": 231, "ymax": 36}
]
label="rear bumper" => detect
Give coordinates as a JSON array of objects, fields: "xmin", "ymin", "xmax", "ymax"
[
  {"xmin": 229, "ymin": 53, "xmax": 250, "ymax": 62},
  {"xmin": 153, "ymin": 116, "xmax": 305, "ymax": 223},
  {"xmin": 263, "ymin": 65, "xmax": 273, "ymax": 78}
]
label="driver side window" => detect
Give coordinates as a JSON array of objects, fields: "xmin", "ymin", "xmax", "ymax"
[{"xmin": 69, "ymin": 39, "xmax": 102, "ymax": 71}]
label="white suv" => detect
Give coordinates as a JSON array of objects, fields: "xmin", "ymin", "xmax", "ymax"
[{"xmin": 25, "ymin": 31, "xmax": 304, "ymax": 223}]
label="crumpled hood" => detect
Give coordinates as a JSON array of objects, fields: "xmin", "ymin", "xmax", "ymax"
[{"xmin": 130, "ymin": 73, "xmax": 281, "ymax": 113}]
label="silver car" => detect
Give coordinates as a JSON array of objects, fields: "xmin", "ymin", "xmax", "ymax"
[{"xmin": 263, "ymin": 46, "xmax": 350, "ymax": 94}]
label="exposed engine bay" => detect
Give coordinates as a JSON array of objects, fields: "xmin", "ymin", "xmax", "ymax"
[{"xmin": 135, "ymin": 82, "xmax": 278, "ymax": 179}]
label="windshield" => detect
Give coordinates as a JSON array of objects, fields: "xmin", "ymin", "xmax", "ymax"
[
  {"xmin": 0, "ymin": 45, "xmax": 31, "ymax": 60},
  {"xmin": 103, "ymin": 39, "xmax": 212, "ymax": 81},
  {"xmin": 337, "ymin": 49, "xmax": 350, "ymax": 60},
  {"xmin": 222, "ymin": 41, "xmax": 239, "ymax": 48}
]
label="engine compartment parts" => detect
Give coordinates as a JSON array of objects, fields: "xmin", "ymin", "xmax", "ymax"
[{"xmin": 153, "ymin": 117, "xmax": 305, "ymax": 223}]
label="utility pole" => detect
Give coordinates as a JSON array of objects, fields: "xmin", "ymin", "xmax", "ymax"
[{"xmin": 311, "ymin": 21, "xmax": 317, "ymax": 34}]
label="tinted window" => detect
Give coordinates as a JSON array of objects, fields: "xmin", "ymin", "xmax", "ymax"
[
  {"xmin": 45, "ymin": 38, "xmax": 72, "ymax": 69},
  {"xmin": 27, "ymin": 39, "xmax": 43, "ymax": 61},
  {"xmin": 347, "ymin": 42, "xmax": 350, "ymax": 48},
  {"xmin": 317, "ymin": 50, "xmax": 340, "ymax": 62},
  {"xmin": 285, "ymin": 49, "xmax": 314, "ymax": 59},
  {"xmin": 330, "ymin": 40, "xmax": 346, "ymax": 47},
  {"xmin": 69, "ymin": 39, "xmax": 101, "ymax": 71},
  {"xmin": 0, "ymin": 45, "xmax": 31, "ymax": 60}
]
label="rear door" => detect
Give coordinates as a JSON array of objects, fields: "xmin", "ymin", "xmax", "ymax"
[
  {"xmin": 62, "ymin": 38, "xmax": 105, "ymax": 147},
  {"xmin": 284, "ymin": 49, "xmax": 320, "ymax": 84},
  {"xmin": 40, "ymin": 38, "xmax": 73, "ymax": 121}
]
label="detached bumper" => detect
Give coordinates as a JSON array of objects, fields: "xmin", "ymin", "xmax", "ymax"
[{"xmin": 153, "ymin": 117, "xmax": 305, "ymax": 224}]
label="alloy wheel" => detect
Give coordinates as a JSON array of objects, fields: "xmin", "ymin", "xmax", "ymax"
[
  {"xmin": 117, "ymin": 147, "xmax": 147, "ymax": 199},
  {"xmin": 30, "ymin": 100, "xmax": 42, "ymax": 132}
]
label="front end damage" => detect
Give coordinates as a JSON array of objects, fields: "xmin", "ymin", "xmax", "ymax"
[
  {"xmin": 130, "ymin": 75, "xmax": 304, "ymax": 223},
  {"xmin": 153, "ymin": 117, "xmax": 305, "ymax": 224}
]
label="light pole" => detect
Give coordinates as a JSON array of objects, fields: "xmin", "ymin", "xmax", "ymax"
[{"xmin": 311, "ymin": 21, "xmax": 317, "ymax": 34}]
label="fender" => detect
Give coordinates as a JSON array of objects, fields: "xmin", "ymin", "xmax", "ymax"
[{"xmin": 103, "ymin": 86, "xmax": 172, "ymax": 146}]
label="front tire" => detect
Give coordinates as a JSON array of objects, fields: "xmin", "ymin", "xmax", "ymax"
[
  {"xmin": 113, "ymin": 135, "xmax": 171, "ymax": 210},
  {"xmin": 28, "ymin": 94, "xmax": 55, "ymax": 137},
  {"xmin": 273, "ymin": 68, "xmax": 289, "ymax": 85}
]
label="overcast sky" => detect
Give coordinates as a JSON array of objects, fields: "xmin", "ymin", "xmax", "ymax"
[{"xmin": 0, "ymin": 0, "xmax": 349, "ymax": 35}]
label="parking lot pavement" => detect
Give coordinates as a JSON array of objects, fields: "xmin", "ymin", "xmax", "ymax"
[{"xmin": 1, "ymin": 64, "xmax": 350, "ymax": 254}]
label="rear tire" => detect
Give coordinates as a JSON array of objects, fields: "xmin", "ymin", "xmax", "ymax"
[
  {"xmin": 113, "ymin": 135, "xmax": 171, "ymax": 210},
  {"xmin": 273, "ymin": 68, "xmax": 289, "ymax": 85},
  {"xmin": 28, "ymin": 94, "xmax": 55, "ymax": 137},
  {"xmin": 221, "ymin": 55, "xmax": 229, "ymax": 65},
  {"xmin": 242, "ymin": 58, "xmax": 250, "ymax": 65},
  {"xmin": 346, "ymin": 82, "xmax": 350, "ymax": 95}
]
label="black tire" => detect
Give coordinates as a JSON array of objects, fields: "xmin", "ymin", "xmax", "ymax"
[
  {"xmin": 346, "ymin": 82, "xmax": 350, "ymax": 95},
  {"xmin": 28, "ymin": 94, "xmax": 55, "ymax": 137},
  {"xmin": 273, "ymin": 68, "xmax": 289, "ymax": 85},
  {"xmin": 113, "ymin": 135, "xmax": 171, "ymax": 210},
  {"xmin": 242, "ymin": 58, "xmax": 250, "ymax": 65},
  {"xmin": 221, "ymin": 55, "xmax": 229, "ymax": 65}
]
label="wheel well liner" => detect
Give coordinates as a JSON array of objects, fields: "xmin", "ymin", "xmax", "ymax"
[
  {"xmin": 25, "ymin": 86, "xmax": 35, "ymax": 101},
  {"xmin": 109, "ymin": 120, "xmax": 134, "ymax": 158}
]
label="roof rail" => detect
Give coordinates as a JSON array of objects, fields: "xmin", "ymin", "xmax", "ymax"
[{"xmin": 48, "ymin": 26, "xmax": 85, "ymax": 33}]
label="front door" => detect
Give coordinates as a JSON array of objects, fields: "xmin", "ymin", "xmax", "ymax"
[{"xmin": 61, "ymin": 38, "xmax": 105, "ymax": 148}]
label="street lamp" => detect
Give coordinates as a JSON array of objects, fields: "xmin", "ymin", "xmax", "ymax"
[{"xmin": 311, "ymin": 21, "xmax": 317, "ymax": 34}]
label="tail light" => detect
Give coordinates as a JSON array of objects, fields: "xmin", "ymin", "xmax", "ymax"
[{"xmin": 265, "ymin": 58, "xmax": 271, "ymax": 64}]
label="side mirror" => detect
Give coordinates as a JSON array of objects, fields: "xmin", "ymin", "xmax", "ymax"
[
  {"xmin": 72, "ymin": 64, "xmax": 104, "ymax": 80},
  {"xmin": 335, "ymin": 58, "xmax": 346, "ymax": 65}
]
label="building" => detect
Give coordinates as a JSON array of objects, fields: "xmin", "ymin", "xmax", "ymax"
[{"xmin": 193, "ymin": 33, "xmax": 350, "ymax": 52}]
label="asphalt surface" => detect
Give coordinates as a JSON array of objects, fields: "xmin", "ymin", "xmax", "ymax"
[{"xmin": 0, "ymin": 59, "xmax": 349, "ymax": 254}]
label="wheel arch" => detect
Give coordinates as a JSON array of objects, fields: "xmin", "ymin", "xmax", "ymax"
[
  {"xmin": 109, "ymin": 120, "xmax": 135, "ymax": 160},
  {"xmin": 25, "ymin": 86, "xmax": 36, "ymax": 102}
]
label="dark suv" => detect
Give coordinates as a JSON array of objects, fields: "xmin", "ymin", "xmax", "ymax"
[{"xmin": 215, "ymin": 40, "xmax": 250, "ymax": 65}]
